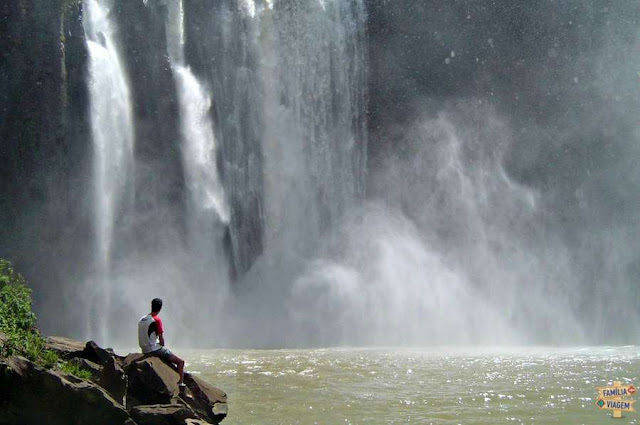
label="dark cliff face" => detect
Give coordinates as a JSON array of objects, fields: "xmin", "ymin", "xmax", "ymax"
[
  {"xmin": 0, "ymin": 0, "xmax": 92, "ymax": 333},
  {"xmin": 112, "ymin": 0, "xmax": 186, "ymax": 255},
  {"xmin": 184, "ymin": 0, "xmax": 264, "ymax": 279},
  {"xmin": 0, "ymin": 0, "xmax": 88, "ymax": 226}
]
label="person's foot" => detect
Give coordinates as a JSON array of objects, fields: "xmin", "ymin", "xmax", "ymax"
[{"xmin": 178, "ymin": 382, "xmax": 193, "ymax": 399}]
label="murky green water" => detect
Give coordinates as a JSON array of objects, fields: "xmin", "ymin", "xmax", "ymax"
[{"xmin": 181, "ymin": 347, "xmax": 640, "ymax": 425}]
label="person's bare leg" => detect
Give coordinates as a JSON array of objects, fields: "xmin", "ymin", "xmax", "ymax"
[
  {"xmin": 135, "ymin": 352, "xmax": 151, "ymax": 362},
  {"xmin": 168, "ymin": 354, "xmax": 185, "ymax": 385}
]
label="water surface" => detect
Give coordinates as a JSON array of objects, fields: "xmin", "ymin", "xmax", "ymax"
[{"xmin": 180, "ymin": 346, "xmax": 640, "ymax": 424}]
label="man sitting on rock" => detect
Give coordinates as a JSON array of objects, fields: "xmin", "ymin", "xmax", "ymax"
[{"xmin": 138, "ymin": 298, "xmax": 186, "ymax": 391}]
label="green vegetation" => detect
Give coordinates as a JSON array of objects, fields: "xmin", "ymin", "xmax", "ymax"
[
  {"xmin": 60, "ymin": 361, "xmax": 93, "ymax": 380},
  {"xmin": 0, "ymin": 260, "xmax": 97, "ymax": 380},
  {"xmin": 0, "ymin": 259, "xmax": 57, "ymax": 367}
]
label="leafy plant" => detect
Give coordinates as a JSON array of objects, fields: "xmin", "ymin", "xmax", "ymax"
[
  {"xmin": 60, "ymin": 361, "xmax": 93, "ymax": 380},
  {"xmin": 0, "ymin": 259, "xmax": 57, "ymax": 368},
  {"xmin": 0, "ymin": 278, "xmax": 36, "ymax": 332},
  {"xmin": 0, "ymin": 259, "xmax": 27, "ymax": 288}
]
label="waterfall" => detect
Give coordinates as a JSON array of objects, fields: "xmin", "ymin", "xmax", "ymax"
[
  {"xmin": 5, "ymin": 0, "xmax": 640, "ymax": 346},
  {"xmin": 204, "ymin": 0, "xmax": 367, "ymax": 272},
  {"xmin": 174, "ymin": 68, "xmax": 229, "ymax": 228},
  {"xmin": 175, "ymin": 0, "xmax": 368, "ymax": 345},
  {"xmin": 166, "ymin": 0, "xmax": 230, "ymax": 316},
  {"xmin": 83, "ymin": 0, "xmax": 135, "ymax": 342},
  {"xmin": 258, "ymin": 0, "xmax": 368, "ymax": 260},
  {"xmin": 78, "ymin": 0, "xmax": 367, "ymax": 346},
  {"xmin": 167, "ymin": 0, "xmax": 228, "ymax": 229}
]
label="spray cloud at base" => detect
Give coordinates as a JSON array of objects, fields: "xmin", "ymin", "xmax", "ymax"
[{"xmin": 1, "ymin": 1, "xmax": 640, "ymax": 347}]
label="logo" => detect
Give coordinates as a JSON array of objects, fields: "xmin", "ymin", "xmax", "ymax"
[{"xmin": 596, "ymin": 381, "xmax": 636, "ymax": 418}]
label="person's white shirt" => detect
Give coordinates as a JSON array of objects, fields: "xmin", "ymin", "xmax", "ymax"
[{"xmin": 138, "ymin": 313, "xmax": 162, "ymax": 353}]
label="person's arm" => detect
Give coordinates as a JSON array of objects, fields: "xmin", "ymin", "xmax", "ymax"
[{"xmin": 156, "ymin": 316, "xmax": 165, "ymax": 346}]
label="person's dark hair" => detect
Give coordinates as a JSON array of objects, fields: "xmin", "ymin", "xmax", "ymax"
[{"xmin": 151, "ymin": 298, "xmax": 163, "ymax": 313}]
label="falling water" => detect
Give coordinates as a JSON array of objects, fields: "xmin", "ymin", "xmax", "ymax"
[
  {"xmin": 174, "ymin": 68, "xmax": 229, "ymax": 228},
  {"xmin": 167, "ymin": 0, "xmax": 228, "ymax": 228},
  {"xmin": 196, "ymin": 0, "xmax": 369, "ymax": 345},
  {"xmin": 166, "ymin": 0, "xmax": 230, "ymax": 317},
  {"xmin": 83, "ymin": 0, "xmax": 135, "ymax": 342},
  {"xmin": 258, "ymin": 0, "xmax": 368, "ymax": 260}
]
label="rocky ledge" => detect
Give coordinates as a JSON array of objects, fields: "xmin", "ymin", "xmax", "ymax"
[{"xmin": 0, "ymin": 337, "xmax": 227, "ymax": 425}]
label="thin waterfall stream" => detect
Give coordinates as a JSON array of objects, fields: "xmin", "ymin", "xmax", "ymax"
[{"xmin": 83, "ymin": 0, "xmax": 135, "ymax": 343}]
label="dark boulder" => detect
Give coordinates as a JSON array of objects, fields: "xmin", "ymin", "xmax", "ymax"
[
  {"xmin": 124, "ymin": 353, "xmax": 227, "ymax": 423},
  {"xmin": 46, "ymin": 337, "xmax": 127, "ymax": 403},
  {"xmin": 45, "ymin": 336, "xmax": 85, "ymax": 359},
  {"xmin": 126, "ymin": 355, "xmax": 182, "ymax": 407},
  {"xmin": 0, "ymin": 338, "xmax": 227, "ymax": 424},
  {"xmin": 183, "ymin": 374, "xmax": 228, "ymax": 422},
  {"xmin": 0, "ymin": 356, "xmax": 132, "ymax": 425},
  {"xmin": 99, "ymin": 355, "xmax": 128, "ymax": 405},
  {"xmin": 130, "ymin": 403, "xmax": 198, "ymax": 425},
  {"xmin": 84, "ymin": 340, "xmax": 121, "ymax": 364}
]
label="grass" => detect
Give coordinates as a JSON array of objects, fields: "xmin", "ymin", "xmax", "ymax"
[{"xmin": 60, "ymin": 361, "xmax": 94, "ymax": 380}]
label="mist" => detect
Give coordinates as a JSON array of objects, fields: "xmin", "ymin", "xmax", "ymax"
[{"xmin": 1, "ymin": 0, "xmax": 639, "ymax": 348}]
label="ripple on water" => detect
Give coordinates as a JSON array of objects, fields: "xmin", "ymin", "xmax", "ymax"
[{"xmin": 183, "ymin": 347, "xmax": 640, "ymax": 425}]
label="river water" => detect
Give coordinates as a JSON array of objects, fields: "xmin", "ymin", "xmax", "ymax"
[{"xmin": 178, "ymin": 346, "xmax": 640, "ymax": 424}]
